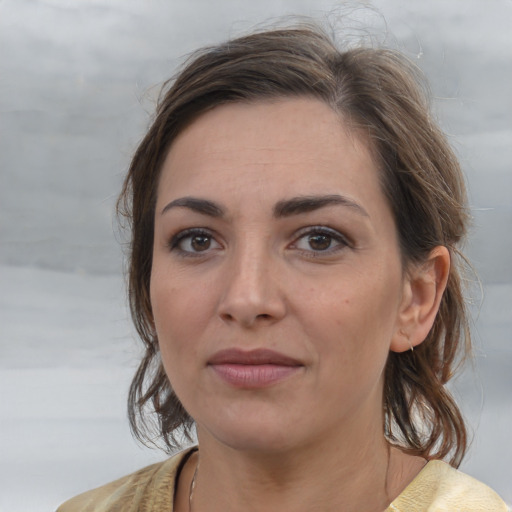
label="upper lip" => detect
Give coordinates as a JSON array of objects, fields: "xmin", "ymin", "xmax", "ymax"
[{"xmin": 208, "ymin": 348, "xmax": 303, "ymax": 366}]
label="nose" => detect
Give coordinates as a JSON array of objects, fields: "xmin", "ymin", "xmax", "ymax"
[{"xmin": 216, "ymin": 245, "xmax": 286, "ymax": 328}]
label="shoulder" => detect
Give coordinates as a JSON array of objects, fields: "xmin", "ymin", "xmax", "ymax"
[
  {"xmin": 56, "ymin": 449, "xmax": 193, "ymax": 512},
  {"xmin": 389, "ymin": 460, "xmax": 509, "ymax": 512}
]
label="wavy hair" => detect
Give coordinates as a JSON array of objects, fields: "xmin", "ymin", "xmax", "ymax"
[{"xmin": 118, "ymin": 22, "xmax": 471, "ymax": 466}]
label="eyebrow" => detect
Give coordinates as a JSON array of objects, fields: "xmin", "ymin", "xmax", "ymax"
[
  {"xmin": 160, "ymin": 194, "xmax": 368, "ymax": 219},
  {"xmin": 273, "ymin": 194, "xmax": 369, "ymax": 218},
  {"xmin": 161, "ymin": 197, "xmax": 225, "ymax": 217}
]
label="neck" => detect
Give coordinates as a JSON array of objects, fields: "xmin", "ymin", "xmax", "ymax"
[{"xmin": 187, "ymin": 423, "xmax": 397, "ymax": 512}]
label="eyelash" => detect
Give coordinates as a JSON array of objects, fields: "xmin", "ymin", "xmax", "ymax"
[
  {"xmin": 168, "ymin": 228, "xmax": 221, "ymax": 257},
  {"xmin": 291, "ymin": 226, "xmax": 352, "ymax": 257},
  {"xmin": 167, "ymin": 226, "xmax": 352, "ymax": 257}
]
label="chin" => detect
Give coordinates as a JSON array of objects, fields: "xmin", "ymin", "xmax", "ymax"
[
  {"xmin": 197, "ymin": 415, "xmax": 304, "ymax": 455},
  {"xmin": 218, "ymin": 433, "xmax": 298, "ymax": 455}
]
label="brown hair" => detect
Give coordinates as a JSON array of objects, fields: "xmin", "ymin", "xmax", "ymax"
[{"xmin": 118, "ymin": 22, "xmax": 471, "ymax": 466}]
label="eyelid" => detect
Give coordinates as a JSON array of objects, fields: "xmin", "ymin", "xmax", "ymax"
[
  {"xmin": 168, "ymin": 227, "xmax": 222, "ymax": 255},
  {"xmin": 290, "ymin": 225, "xmax": 353, "ymax": 252},
  {"xmin": 167, "ymin": 225, "xmax": 352, "ymax": 257}
]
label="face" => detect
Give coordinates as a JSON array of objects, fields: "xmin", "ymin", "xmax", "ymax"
[{"xmin": 150, "ymin": 98, "xmax": 409, "ymax": 454}]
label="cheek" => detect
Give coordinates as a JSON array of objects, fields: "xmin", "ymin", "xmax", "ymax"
[
  {"xmin": 149, "ymin": 265, "xmax": 214, "ymax": 376},
  {"xmin": 299, "ymin": 268, "xmax": 402, "ymax": 364},
  {"xmin": 150, "ymin": 281, "xmax": 199, "ymax": 405},
  {"xmin": 150, "ymin": 268, "xmax": 189, "ymax": 363}
]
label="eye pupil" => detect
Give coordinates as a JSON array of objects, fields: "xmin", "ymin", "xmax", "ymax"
[
  {"xmin": 308, "ymin": 234, "xmax": 331, "ymax": 251},
  {"xmin": 191, "ymin": 235, "xmax": 211, "ymax": 251}
]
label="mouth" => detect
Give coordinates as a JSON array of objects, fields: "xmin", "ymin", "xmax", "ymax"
[{"xmin": 207, "ymin": 348, "xmax": 304, "ymax": 389}]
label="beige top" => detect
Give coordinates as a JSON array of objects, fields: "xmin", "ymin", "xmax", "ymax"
[{"xmin": 57, "ymin": 448, "xmax": 509, "ymax": 512}]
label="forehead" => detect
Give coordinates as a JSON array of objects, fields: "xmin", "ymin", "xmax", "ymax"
[{"xmin": 156, "ymin": 97, "xmax": 383, "ymax": 215}]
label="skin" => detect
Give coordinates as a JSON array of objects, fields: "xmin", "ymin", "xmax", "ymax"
[{"xmin": 150, "ymin": 98, "xmax": 450, "ymax": 512}]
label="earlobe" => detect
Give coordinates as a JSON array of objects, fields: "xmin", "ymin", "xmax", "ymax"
[{"xmin": 390, "ymin": 246, "xmax": 451, "ymax": 353}]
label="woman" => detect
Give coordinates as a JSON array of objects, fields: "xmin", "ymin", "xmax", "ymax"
[{"xmin": 58, "ymin": 23, "xmax": 509, "ymax": 511}]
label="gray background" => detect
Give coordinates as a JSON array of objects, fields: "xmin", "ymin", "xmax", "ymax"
[{"xmin": 1, "ymin": 1, "xmax": 511, "ymax": 510}]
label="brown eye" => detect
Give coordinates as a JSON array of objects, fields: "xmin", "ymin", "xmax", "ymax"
[
  {"xmin": 307, "ymin": 233, "xmax": 332, "ymax": 251},
  {"xmin": 190, "ymin": 235, "xmax": 211, "ymax": 251},
  {"xmin": 170, "ymin": 229, "xmax": 221, "ymax": 255},
  {"xmin": 293, "ymin": 226, "xmax": 349, "ymax": 255}
]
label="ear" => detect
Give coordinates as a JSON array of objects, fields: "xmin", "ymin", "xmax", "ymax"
[{"xmin": 390, "ymin": 246, "xmax": 450, "ymax": 353}]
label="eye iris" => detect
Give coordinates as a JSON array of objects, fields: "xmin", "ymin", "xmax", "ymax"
[
  {"xmin": 308, "ymin": 233, "xmax": 331, "ymax": 251},
  {"xmin": 191, "ymin": 235, "xmax": 211, "ymax": 251}
]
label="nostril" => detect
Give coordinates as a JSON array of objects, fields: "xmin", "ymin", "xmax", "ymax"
[{"xmin": 220, "ymin": 311, "xmax": 274, "ymax": 326}]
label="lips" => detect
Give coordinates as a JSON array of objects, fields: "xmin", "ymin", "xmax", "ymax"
[
  {"xmin": 208, "ymin": 348, "xmax": 302, "ymax": 366},
  {"xmin": 207, "ymin": 348, "xmax": 303, "ymax": 388}
]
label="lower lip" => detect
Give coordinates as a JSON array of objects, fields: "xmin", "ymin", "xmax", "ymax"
[{"xmin": 210, "ymin": 363, "xmax": 302, "ymax": 388}]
